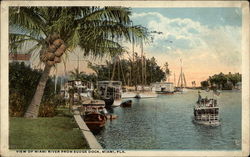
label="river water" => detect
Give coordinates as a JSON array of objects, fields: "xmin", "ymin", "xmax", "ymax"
[{"xmin": 95, "ymin": 90, "xmax": 241, "ymax": 150}]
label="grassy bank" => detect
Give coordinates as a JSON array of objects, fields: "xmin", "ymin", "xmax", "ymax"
[{"xmin": 9, "ymin": 108, "xmax": 90, "ymax": 149}]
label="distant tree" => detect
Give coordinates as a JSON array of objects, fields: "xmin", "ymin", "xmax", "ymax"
[
  {"xmin": 227, "ymin": 72, "xmax": 241, "ymax": 86},
  {"xmin": 201, "ymin": 72, "xmax": 241, "ymax": 90},
  {"xmin": 200, "ymin": 80, "xmax": 209, "ymax": 89},
  {"xmin": 88, "ymin": 56, "xmax": 165, "ymax": 86}
]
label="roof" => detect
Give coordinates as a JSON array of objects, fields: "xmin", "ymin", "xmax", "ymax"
[
  {"xmin": 82, "ymin": 100, "xmax": 105, "ymax": 106},
  {"xmin": 9, "ymin": 54, "xmax": 31, "ymax": 61}
]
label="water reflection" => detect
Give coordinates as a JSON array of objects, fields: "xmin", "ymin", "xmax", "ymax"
[{"xmin": 94, "ymin": 90, "xmax": 241, "ymax": 150}]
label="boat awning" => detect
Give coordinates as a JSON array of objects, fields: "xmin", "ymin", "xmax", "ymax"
[{"xmin": 82, "ymin": 100, "xmax": 105, "ymax": 106}]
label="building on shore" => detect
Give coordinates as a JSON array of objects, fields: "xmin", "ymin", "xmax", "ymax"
[{"xmin": 9, "ymin": 53, "xmax": 31, "ymax": 67}]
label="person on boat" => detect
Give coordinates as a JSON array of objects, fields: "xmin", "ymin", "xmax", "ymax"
[
  {"xmin": 205, "ymin": 96, "xmax": 209, "ymax": 103},
  {"xmin": 197, "ymin": 91, "xmax": 202, "ymax": 104}
]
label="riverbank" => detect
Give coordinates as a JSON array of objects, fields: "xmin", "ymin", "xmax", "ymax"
[{"xmin": 9, "ymin": 107, "xmax": 90, "ymax": 149}]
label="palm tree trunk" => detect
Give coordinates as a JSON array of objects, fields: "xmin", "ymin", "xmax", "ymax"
[{"xmin": 24, "ymin": 64, "xmax": 52, "ymax": 118}]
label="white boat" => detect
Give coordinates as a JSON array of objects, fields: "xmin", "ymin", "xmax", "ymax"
[
  {"xmin": 97, "ymin": 81, "xmax": 122, "ymax": 107},
  {"xmin": 135, "ymin": 85, "xmax": 158, "ymax": 98},
  {"xmin": 135, "ymin": 92, "xmax": 158, "ymax": 98},
  {"xmin": 193, "ymin": 91, "xmax": 220, "ymax": 126},
  {"xmin": 113, "ymin": 99, "xmax": 122, "ymax": 106},
  {"xmin": 151, "ymin": 82, "xmax": 175, "ymax": 94},
  {"xmin": 122, "ymin": 92, "xmax": 137, "ymax": 98}
]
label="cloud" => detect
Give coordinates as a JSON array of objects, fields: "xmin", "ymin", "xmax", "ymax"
[{"xmin": 131, "ymin": 11, "xmax": 241, "ymax": 67}]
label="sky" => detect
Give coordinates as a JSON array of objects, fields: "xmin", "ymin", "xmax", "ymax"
[
  {"xmin": 29, "ymin": 7, "xmax": 242, "ymax": 87},
  {"xmin": 126, "ymin": 7, "xmax": 242, "ymax": 86}
]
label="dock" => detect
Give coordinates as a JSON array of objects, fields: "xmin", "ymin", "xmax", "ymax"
[{"xmin": 72, "ymin": 106, "xmax": 103, "ymax": 149}]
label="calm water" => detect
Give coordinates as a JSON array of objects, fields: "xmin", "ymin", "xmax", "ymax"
[{"xmin": 95, "ymin": 90, "xmax": 241, "ymax": 150}]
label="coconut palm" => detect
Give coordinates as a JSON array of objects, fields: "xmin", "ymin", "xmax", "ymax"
[
  {"xmin": 69, "ymin": 68, "xmax": 85, "ymax": 80},
  {"xmin": 164, "ymin": 62, "xmax": 170, "ymax": 81},
  {"xmin": 9, "ymin": 7, "xmax": 148, "ymax": 118}
]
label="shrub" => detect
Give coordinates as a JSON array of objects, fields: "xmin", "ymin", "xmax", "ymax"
[
  {"xmin": 9, "ymin": 62, "xmax": 61, "ymax": 117},
  {"xmin": 39, "ymin": 100, "xmax": 57, "ymax": 117},
  {"xmin": 9, "ymin": 91, "xmax": 25, "ymax": 117}
]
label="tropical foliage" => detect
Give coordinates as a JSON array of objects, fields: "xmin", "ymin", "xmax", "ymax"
[
  {"xmin": 200, "ymin": 72, "xmax": 241, "ymax": 90},
  {"xmin": 69, "ymin": 68, "xmax": 86, "ymax": 80},
  {"xmin": 9, "ymin": 7, "xmax": 148, "ymax": 118},
  {"xmin": 88, "ymin": 56, "xmax": 166, "ymax": 86},
  {"xmin": 164, "ymin": 62, "xmax": 170, "ymax": 80},
  {"xmin": 9, "ymin": 62, "xmax": 63, "ymax": 117}
]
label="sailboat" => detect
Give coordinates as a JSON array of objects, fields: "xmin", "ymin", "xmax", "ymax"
[
  {"xmin": 175, "ymin": 59, "xmax": 187, "ymax": 93},
  {"xmin": 135, "ymin": 41, "xmax": 157, "ymax": 98}
]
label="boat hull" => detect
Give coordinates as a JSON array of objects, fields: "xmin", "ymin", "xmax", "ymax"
[
  {"xmin": 192, "ymin": 119, "xmax": 220, "ymax": 126},
  {"xmin": 122, "ymin": 92, "xmax": 137, "ymax": 98},
  {"xmin": 103, "ymin": 98, "xmax": 122, "ymax": 107},
  {"xmin": 83, "ymin": 113, "xmax": 107, "ymax": 130},
  {"xmin": 156, "ymin": 91, "xmax": 174, "ymax": 95},
  {"xmin": 120, "ymin": 100, "xmax": 132, "ymax": 107},
  {"xmin": 112, "ymin": 99, "xmax": 122, "ymax": 107},
  {"xmin": 135, "ymin": 92, "xmax": 158, "ymax": 98}
]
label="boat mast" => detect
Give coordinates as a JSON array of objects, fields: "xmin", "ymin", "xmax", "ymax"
[
  {"xmin": 180, "ymin": 59, "xmax": 183, "ymax": 87},
  {"xmin": 141, "ymin": 40, "xmax": 144, "ymax": 86},
  {"xmin": 177, "ymin": 59, "xmax": 186, "ymax": 88},
  {"xmin": 174, "ymin": 72, "xmax": 176, "ymax": 87}
]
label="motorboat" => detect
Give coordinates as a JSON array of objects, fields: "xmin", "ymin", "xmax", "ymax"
[
  {"xmin": 81, "ymin": 99, "xmax": 107, "ymax": 130},
  {"xmin": 193, "ymin": 92, "xmax": 220, "ymax": 126}
]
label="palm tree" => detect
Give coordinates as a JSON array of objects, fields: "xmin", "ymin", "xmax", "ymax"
[
  {"xmin": 9, "ymin": 7, "xmax": 148, "ymax": 118},
  {"xmin": 164, "ymin": 62, "xmax": 170, "ymax": 81},
  {"xmin": 69, "ymin": 68, "xmax": 85, "ymax": 80}
]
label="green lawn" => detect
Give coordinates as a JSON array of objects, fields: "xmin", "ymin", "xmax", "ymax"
[{"xmin": 9, "ymin": 110, "xmax": 90, "ymax": 149}]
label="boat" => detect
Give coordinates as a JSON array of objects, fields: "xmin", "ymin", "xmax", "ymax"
[
  {"xmin": 121, "ymin": 86, "xmax": 137, "ymax": 98},
  {"xmin": 81, "ymin": 99, "xmax": 107, "ymax": 130},
  {"xmin": 83, "ymin": 112, "xmax": 107, "ymax": 130},
  {"xmin": 151, "ymin": 82, "xmax": 175, "ymax": 94},
  {"xmin": 97, "ymin": 81, "xmax": 122, "ymax": 107},
  {"xmin": 193, "ymin": 91, "xmax": 220, "ymax": 126},
  {"xmin": 120, "ymin": 100, "xmax": 132, "ymax": 107},
  {"xmin": 134, "ymin": 85, "xmax": 158, "ymax": 98},
  {"xmin": 122, "ymin": 92, "xmax": 137, "ymax": 98},
  {"xmin": 62, "ymin": 80, "xmax": 93, "ymax": 101},
  {"xmin": 135, "ymin": 91, "xmax": 158, "ymax": 98}
]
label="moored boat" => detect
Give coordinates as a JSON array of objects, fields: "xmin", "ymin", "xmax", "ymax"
[
  {"xmin": 135, "ymin": 85, "xmax": 158, "ymax": 98},
  {"xmin": 120, "ymin": 100, "xmax": 132, "ymax": 107},
  {"xmin": 135, "ymin": 92, "xmax": 158, "ymax": 98},
  {"xmin": 62, "ymin": 80, "xmax": 93, "ymax": 101},
  {"xmin": 193, "ymin": 91, "xmax": 220, "ymax": 126},
  {"xmin": 122, "ymin": 92, "xmax": 137, "ymax": 98},
  {"xmin": 97, "ymin": 81, "xmax": 122, "ymax": 107},
  {"xmin": 81, "ymin": 99, "xmax": 107, "ymax": 130},
  {"xmin": 83, "ymin": 112, "xmax": 107, "ymax": 130},
  {"xmin": 151, "ymin": 82, "xmax": 175, "ymax": 94}
]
